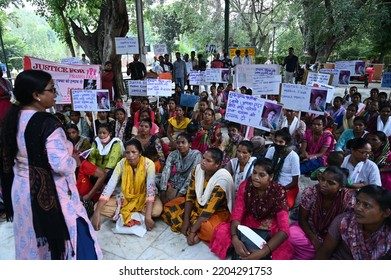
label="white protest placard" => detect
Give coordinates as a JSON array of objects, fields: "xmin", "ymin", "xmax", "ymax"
[
  {"xmin": 204, "ymin": 68, "xmax": 230, "ymax": 83},
  {"xmin": 281, "ymin": 83, "xmax": 327, "ymax": 115},
  {"xmin": 189, "ymin": 71, "xmax": 203, "ymax": 85},
  {"xmin": 71, "ymin": 89, "xmax": 110, "ymax": 112},
  {"xmin": 252, "ymin": 75, "xmax": 282, "ymax": 95},
  {"xmin": 147, "ymin": 79, "xmax": 172, "ymax": 96},
  {"xmin": 204, "ymin": 69, "xmax": 221, "ymax": 83},
  {"xmin": 153, "ymin": 44, "xmax": 167, "ymax": 55},
  {"xmin": 320, "ymin": 69, "xmax": 351, "ymax": 87},
  {"xmin": 225, "ymin": 92, "xmax": 283, "ymax": 132},
  {"xmin": 335, "ymin": 60, "xmax": 365, "ymax": 76},
  {"xmin": 305, "ymin": 71, "xmax": 333, "ymax": 86},
  {"xmin": 115, "ymin": 37, "xmax": 139, "ymax": 54},
  {"xmin": 126, "ymin": 80, "xmax": 147, "ymax": 96},
  {"xmin": 61, "ymin": 57, "xmax": 82, "ymax": 65},
  {"xmin": 280, "ymin": 83, "xmax": 310, "ymax": 112},
  {"xmin": 234, "ymin": 64, "xmax": 280, "ymax": 90}
]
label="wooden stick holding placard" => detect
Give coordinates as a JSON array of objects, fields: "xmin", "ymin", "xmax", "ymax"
[
  {"xmin": 92, "ymin": 112, "xmax": 97, "ymax": 138},
  {"xmin": 245, "ymin": 126, "xmax": 251, "ymax": 140}
]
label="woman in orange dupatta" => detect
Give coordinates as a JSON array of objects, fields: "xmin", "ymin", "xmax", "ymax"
[{"xmin": 162, "ymin": 148, "xmax": 234, "ymax": 245}]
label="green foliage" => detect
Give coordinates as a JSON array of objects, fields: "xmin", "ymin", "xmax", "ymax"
[
  {"xmin": 5, "ymin": 8, "xmax": 68, "ymax": 62},
  {"xmin": 9, "ymin": 57, "xmax": 23, "ymax": 70}
]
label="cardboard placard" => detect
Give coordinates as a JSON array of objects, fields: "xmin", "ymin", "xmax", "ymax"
[
  {"xmin": 115, "ymin": 37, "xmax": 139, "ymax": 54},
  {"xmin": 71, "ymin": 89, "xmax": 110, "ymax": 112},
  {"xmin": 225, "ymin": 91, "xmax": 282, "ymax": 132}
]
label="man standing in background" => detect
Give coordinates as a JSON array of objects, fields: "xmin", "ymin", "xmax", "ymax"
[
  {"xmin": 173, "ymin": 52, "xmax": 187, "ymax": 94},
  {"xmin": 232, "ymin": 49, "xmax": 242, "ymax": 67},
  {"xmin": 283, "ymin": 47, "xmax": 299, "ymax": 84},
  {"xmin": 242, "ymin": 49, "xmax": 253, "ymax": 64},
  {"xmin": 183, "ymin": 53, "xmax": 193, "ymax": 89},
  {"xmin": 80, "ymin": 54, "xmax": 90, "ymax": 65},
  {"xmin": 127, "ymin": 54, "xmax": 147, "ymax": 80}
]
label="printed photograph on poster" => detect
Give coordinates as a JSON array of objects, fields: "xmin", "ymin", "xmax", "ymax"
[
  {"xmin": 259, "ymin": 102, "xmax": 282, "ymax": 131},
  {"xmin": 338, "ymin": 70, "xmax": 350, "ymax": 85},
  {"xmin": 309, "ymin": 88, "xmax": 327, "ymax": 112},
  {"xmin": 355, "ymin": 61, "xmax": 365, "ymax": 75},
  {"xmin": 221, "ymin": 69, "xmax": 230, "ymax": 82},
  {"xmin": 97, "ymin": 91, "xmax": 110, "ymax": 110},
  {"xmin": 84, "ymin": 79, "xmax": 97, "ymax": 89}
]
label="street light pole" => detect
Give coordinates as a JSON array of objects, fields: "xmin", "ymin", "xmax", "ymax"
[
  {"xmin": 0, "ymin": 25, "xmax": 11, "ymax": 79},
  {"xmin": 224, "ymin": 0, "xmax": 229, "ymax": 54}
]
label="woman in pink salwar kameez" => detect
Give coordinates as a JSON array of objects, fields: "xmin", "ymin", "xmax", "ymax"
[{"xmin": 210, "ymin": 158, "xmax": 293, "ymax": 260}]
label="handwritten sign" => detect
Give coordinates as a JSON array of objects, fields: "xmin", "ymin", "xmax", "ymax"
[
  {"xmin": 280, "ymin": 84, "xmax": 310, "ymax": 112},
  {"xmin": 335, "ymin": 60, "xmax": 365, "ymax": 76},
  {"xmin": 305, "ymin": 71, "xmax": 333, "ymax": 86},
  {"xmin": 280, "ymin": 84, "xmax": 326, "ymax": 115},
  {"xmin": 126, "ymin": 80, "xmax": 147, "ymax": 96},
  {"xmin": 204, "ymin": 68, "xmax": 230, "ymax": 83},
  {"xmin": 71, "ymin": 89, "xmax": 110, "ymax": 112},
  {"xmin": 320, "ymin": 69, "xmax": 350, "ymax": 87},
  {"xmin": 189, "ymin": 71, "xmax": 204, "ymax": 85},
  {"xmin": 234, "ymin": 64, "xmax": 280, "ymax": 90},
  {"xmin": 225, "ymin": 92, "xmax": 283, "ymax": 132},
  {"xmin": 153, "ymin": 44, "xmax": 167, "ymax": 55},
  {"xmin": 147, "ymin": 79, "xmax": 172, "ymax": 96},
  {"xmin": 180, "ymin": 94, "xmax": 199, "ymax": 108},
  {"xmin": 252, "ymin": 75, "xmax": 282, "ymax": 95},
  {"xmin": 61, "ymin": 57, "xmax": 82, "ymax": 64},
  {"xmin": 115, "ymin": 37, "xmax": 139, "ymax": 54},
  {"xmin": 381, "ymin": 72, "xmax": 391, "ymax": 88}
]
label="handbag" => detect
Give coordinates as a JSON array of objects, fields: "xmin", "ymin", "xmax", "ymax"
[{"xmin": 232, "ymin": 228, "xmax": 271, "ymax": 260}]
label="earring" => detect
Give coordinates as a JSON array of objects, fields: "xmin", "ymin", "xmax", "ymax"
[{"xmin": 37, "ymin": 98, "xmax": 41, "ymax": 102}]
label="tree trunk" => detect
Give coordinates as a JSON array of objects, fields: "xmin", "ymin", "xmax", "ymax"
[
  {"xmin": 70, "ymin": 0, "xmax": 129, "ymax": 99},
  {"xmin": 58, "ymin": 9, "xmax": 75, "ymax": 57},
  {"xmin": 315, "ymin": 36, "xmax": 337, "ymax": 62},
  {"xmin": 378, "ymin": 52, "xmax": 385, "ymax": 64},
  {"xmin": 99, "ymin": 0, "xmax": 129, "ymax": 99}
]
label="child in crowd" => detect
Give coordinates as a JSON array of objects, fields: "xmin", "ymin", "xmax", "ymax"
[
  {"xmin": 144, "ymin": 146, "xmax": 162, "ymax": 174},
  {"xmin": 310, "ymin": 151, "xmax": 345, "ymax": 181},
  {"xmin": 220, "ymin": 121, "xmax": 243, "ymax": 165},
  {"xmin": 76, "ymin": 123, "xmax": 124, "ymax": 206}
]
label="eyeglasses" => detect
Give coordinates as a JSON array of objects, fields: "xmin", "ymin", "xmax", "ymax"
[{"xmin": 43, "ymin": 88, "xmax": 56, "ymax": 93}]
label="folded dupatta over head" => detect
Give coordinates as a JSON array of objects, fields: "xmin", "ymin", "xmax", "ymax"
[
  {"xmin": 120, "ymin": 156, "xmax": 147, "ymax": 224},
  {"xmin": 194, "ymin": 164, "xmax": 234, "ymax": 212}
]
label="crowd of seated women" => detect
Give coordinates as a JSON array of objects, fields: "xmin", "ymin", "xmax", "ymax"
[{"xmin": 53, "ymin": 85, "xmax": 390, "ymax": 260}]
